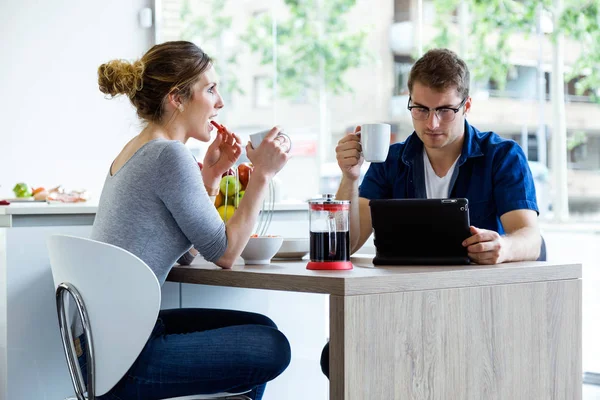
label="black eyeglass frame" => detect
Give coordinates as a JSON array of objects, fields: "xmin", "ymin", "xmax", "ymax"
[{"xmin": 407, "ymin": 96, "xmax": 468, "ymax": 121}]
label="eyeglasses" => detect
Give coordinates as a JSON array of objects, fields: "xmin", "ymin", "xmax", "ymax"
[{"xmin": 407, "ymin": 96, "xmax": 467, "ymax": 122}]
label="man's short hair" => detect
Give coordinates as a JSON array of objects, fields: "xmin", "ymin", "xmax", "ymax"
[{"xmin": 408, "ymin": 48, "xmax": 470, "ymax": 99}]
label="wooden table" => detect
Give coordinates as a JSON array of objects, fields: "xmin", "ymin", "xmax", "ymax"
[{"xmin": 167, "ymin": 257, "xmax": 582, "ymax": 400}]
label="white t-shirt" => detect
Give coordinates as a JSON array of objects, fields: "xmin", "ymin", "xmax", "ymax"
[{"xmin": 423, "ymin": 149, "xmax": 459, "ymax": 199}]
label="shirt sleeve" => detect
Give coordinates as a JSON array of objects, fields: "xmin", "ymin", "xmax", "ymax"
[
  {"xmin": 359, "ymin": 162, "xmax": 393, "ymax": 199},
  {"xmin": 155, "ymin": 141, "xmax": 228, "ymax": 262},
  {"xmin": 493, "ymin": 142, "xmax": 539, "ymax": 216},
  {"xmin": 176, "ymin": 250, "xmax": 197, "ymax": 266}
]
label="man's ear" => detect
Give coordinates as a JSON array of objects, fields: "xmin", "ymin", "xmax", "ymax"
[{"xmin": 463, "ymin": 96, "xmax": 472, "ymax": 116}]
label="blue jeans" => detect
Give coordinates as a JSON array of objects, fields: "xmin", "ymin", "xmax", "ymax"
[{"xmin": 78, "ymin": 308, "xmax": 291, "ymax": 400}]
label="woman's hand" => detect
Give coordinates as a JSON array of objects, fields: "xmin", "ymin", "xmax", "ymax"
[
  {"xmin": 246, "ymin": 126, "xmax": 290, "ymax": 179},
  {"xmin": 202, "ymin": 125, "xmax": 242, "ymax": 188}
]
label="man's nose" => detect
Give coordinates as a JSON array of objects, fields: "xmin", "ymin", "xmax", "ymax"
[{"xmin": 426, "ymin": 111, "xmax": 440, "ymax": 130}]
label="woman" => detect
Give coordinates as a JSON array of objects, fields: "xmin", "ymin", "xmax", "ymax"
[{"xmin": 89, "ymin": 41, "xmax": 291, "ymax": 399}]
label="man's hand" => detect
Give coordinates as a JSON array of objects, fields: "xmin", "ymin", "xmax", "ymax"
[
  {"xmin": 336, "ymin": 126, "xmax": 363, "ymax": 181},
  {"xmin": 463, "ymin": 226, "xmax": 508, "ymax": 265}
]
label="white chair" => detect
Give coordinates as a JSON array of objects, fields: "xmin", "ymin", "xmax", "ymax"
[{"xmin": 47, "ymin": 234, "xmax": 251, "ymax": 400}]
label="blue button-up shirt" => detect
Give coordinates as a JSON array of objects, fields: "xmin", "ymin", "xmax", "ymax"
[{"xmin": 359, "ymin": 121, "xmax": 539, "ymax": 234}]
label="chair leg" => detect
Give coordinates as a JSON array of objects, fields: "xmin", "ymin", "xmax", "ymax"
[{"xmin": 56, "ymin": 283, "xmax": 96, "ymax": 400}]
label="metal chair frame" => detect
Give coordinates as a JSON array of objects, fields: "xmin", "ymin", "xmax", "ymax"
[{"xmin": 55, "ymin": 282, "xmax": 251, "ymax": 400}]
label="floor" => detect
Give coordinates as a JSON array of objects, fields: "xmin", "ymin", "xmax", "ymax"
[
  {"xmin": 542, "ymin": 223, "xmax": 600, "ymax": 374},
  {"xmin": 538, "ymin": 222, "xmax": 600, "ymax": 399},
  {"xmin": 584, "ymin": 384, "xmax": 600, "ymax": 400}
]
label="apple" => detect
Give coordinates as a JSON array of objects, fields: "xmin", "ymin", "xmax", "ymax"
[
  {"xmin": 219, "ymin": 175, "xmax": 240, "ymax": 196},
  {"xmin": 233, "ymin": 190, "xmax": 245, "ymax": 208},
  {"xmin": 222, "ymin": 168, "xmax": 236, "ymax": 177},
  {"xmin": 237, "ymin": 162, "xmax": 253, "ymax": 189}
]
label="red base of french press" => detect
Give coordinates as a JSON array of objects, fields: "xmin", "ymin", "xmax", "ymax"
[{"xmin": 306, "ymin": 261, "xmax": 353, "ymax": 270}]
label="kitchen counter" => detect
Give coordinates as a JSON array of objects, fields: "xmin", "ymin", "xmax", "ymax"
[
  {"xmin": 168, "ymin": 259, "xmax": 582, "ymax": 400},
  {"xmin": 0, "ymin": 202, "xmax": 99, "ymax": 215},
  {"xmin": 0, "ymin": 200, "xmax": 309, "ymax": 214},
  {"xmin": 0, "ymin": 201, "xmax": 308, "ymax": 228},
  {"xmin": 0, "ymin": 202, "xmax": 98, "ymax": 228}
]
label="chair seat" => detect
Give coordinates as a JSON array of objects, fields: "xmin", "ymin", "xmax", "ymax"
[{"xmin": 51, "ymin": 236, "xmax": 251, "ymax": 400}]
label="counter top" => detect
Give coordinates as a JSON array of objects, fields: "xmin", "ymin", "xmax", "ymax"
[
  {"xmin": 0, "ymin": 202, "xmax": 99, "ymax": 215},
  {"xmin": 0, "ymin": 201, "xmax": 308, "ymax": 216},
  {"xmin": 168, "ymin": 258, "xmax": 582, "ymax": 296}
]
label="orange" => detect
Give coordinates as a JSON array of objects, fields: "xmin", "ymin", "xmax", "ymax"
[{"xmin": 214, "ymin": 192, "xmax": 224, "ymax": 208}]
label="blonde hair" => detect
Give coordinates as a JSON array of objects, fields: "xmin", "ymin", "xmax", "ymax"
[
  {"xmin": 98, "ymin": 41, "xmax": 212, "ymax": 123},
  {"xmin": 98, "ymin": 59, "xmax": 144, "ymax": 98}
]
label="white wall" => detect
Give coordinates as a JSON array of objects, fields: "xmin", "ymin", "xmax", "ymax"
[{"xmin": 0, "ymin": 0, "xmax": 154, "ymax": 199}]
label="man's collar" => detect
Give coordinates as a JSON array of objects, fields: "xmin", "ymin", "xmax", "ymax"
[{"xmin": 401, "ymin": 120, "xmax": 484, "ymax": 166}]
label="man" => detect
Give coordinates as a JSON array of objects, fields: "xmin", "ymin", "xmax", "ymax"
[
  {"xmin": 335, "ymin": 48, "xmax": 543, "ymax": 265},
  {"xmin": 320, "ymin": 47, "xmax": 545, "ymax": 380}
]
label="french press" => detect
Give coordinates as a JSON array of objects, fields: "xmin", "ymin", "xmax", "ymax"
[{"xmin": 307, "ymin": 194, "xmax": 353, "ymax": 270}]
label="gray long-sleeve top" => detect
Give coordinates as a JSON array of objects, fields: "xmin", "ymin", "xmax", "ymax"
[{"xmin": 91, "ymin": 139, "xmax": 228, "ymax": 284}]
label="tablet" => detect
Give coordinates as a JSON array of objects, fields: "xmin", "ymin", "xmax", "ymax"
[{"xmin": 369, "ymin": 198, "xmax": 471, "ymax": 265}]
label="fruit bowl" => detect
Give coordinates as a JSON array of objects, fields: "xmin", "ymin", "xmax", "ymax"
[
  {"xmin": 202, "ymin": 122, "xmax": 276, "ymax": 236},
  {"xmin": 240, "ymin": 236, "xmax": 284, "ymax": 265}
]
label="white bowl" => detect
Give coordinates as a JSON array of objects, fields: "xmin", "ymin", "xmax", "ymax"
[
  {"xmin": 241, "ymin": 236, "xmax": 284, "ymax": 265},
  {"xmin": 274, "ymin": 237, "xmax": 310, "ymax": 260}
]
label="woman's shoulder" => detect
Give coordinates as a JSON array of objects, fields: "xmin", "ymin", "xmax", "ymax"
[
  {"xmin": 135, "ymin": 139, "xmax": 194, "ymax": 167},
  {"xmin": 143, "ymin": 138, "xmax": 188, "ymax": 156},
  {"xmin": 141, "ymin": 140, "xmax": 201, "ymax": 185}
]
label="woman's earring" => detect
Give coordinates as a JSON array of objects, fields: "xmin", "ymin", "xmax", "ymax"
[{"xmin": 178, "ymin": 104, "xmax": 184, "ymax": 113}]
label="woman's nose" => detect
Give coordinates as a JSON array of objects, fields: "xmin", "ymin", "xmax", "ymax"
[{"xmin": 215, "ymin": 93, "xmax": 225, "ymax": 109}]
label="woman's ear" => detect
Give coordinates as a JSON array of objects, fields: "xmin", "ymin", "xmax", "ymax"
[{"xmin": 167, "ymin": 89, "xmax": 183, "ymax": 111}]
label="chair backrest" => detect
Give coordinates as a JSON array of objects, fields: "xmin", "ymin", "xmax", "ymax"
[{"xmin": 47, "ymin": 234, "xmax": 161, "ymax": 396}]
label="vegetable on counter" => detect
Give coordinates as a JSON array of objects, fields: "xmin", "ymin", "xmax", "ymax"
[
  {"xmin": 32, "ymin": 187, "xmax": 48, "ymax": 201},
  {"xmin": 5, "ymin": 184, "xmax": 86, "ymax": 203},
  {"xmin": 12, "ymin": 182, "xmax": 32, "ymax": 198}
]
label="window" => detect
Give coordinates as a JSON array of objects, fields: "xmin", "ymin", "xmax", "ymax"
[
  {"xmin": 157, "ymin": 0, "xmax": 383, "ymax": 203},
  {"xmin": 394, "ymin": 0, "xmax": 411, "ymax": 22},
  {"xmin": 566, "ymin": 76, "xmax": 595, "ymax": 103},
  {"xmin": 393, "ymin": 56, "xmax": 412, "ymax": 96},
  {"xmin": 253, "ymin": 76, "xmax": 272, "ymax": 108},
  {"xmin": 489, "ymin": 65, "xmax": 539, "ymax": 100}
]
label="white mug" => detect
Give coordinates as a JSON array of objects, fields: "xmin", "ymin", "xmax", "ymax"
[
  {"xmin": 361, "ymin": 123, "xmax": 390, "ymax": 162},
  {"xmin": 250, "ymin": 129, "xmax": 292, "ymax": 153}
]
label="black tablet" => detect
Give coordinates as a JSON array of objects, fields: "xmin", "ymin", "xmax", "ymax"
[{"xmin": 369, "ymin": 198, "xmax": 471, "ymax": 265}]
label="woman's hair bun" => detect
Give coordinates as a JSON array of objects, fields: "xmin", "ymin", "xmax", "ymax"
[{"xmin": 98, "ymin": 59, "xmax": 144, "ymax": 98}]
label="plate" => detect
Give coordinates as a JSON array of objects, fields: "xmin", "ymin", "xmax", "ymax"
[
  {"xmin": 350, "ymin": 253, "xmax": 375, "ymax": 264},
  {"xmin": 273, "ymin": 238, "xmax": 309, "ymax": 260},
  {"xmin": 272, "ymin": 251, "xmax": 309, "ymax": 260}
]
